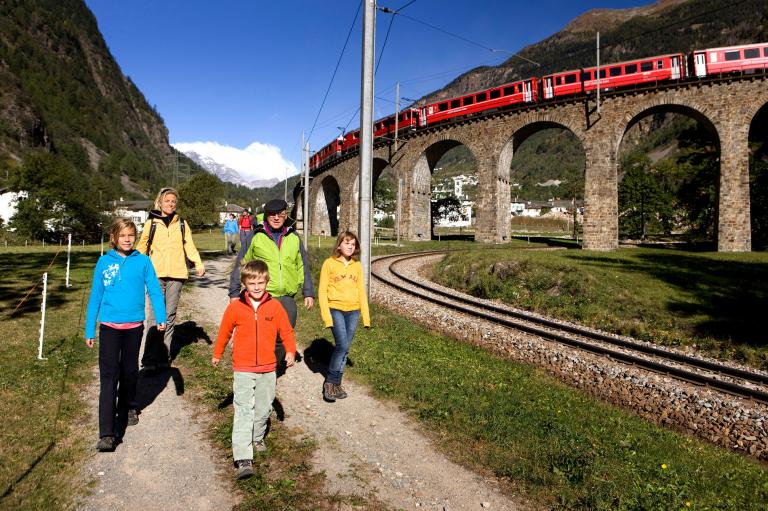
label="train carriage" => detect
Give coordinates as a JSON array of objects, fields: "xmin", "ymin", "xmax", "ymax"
[
  {"xmin": 420, "ymin": 78, "xmax": 537, "ymax": 126},
  {"xmin": 692, "ymin": 42, "xmax": 768, "ymax": 78},
  {"xmin": 542, "ymin": 53, "xmax": 684, "ymax": 100}
]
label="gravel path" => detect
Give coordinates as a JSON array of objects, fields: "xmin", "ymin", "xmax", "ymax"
[{"xmin": 184, "ymin": 256, "xmax": 525, "ymax": 511}]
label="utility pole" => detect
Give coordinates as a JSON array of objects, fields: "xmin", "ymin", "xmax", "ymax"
[
  {"xmin": 359, "ymin": 0, "xmax": 375, "ymax": 297},
  {"xmin": 396, "ymin": 177, "xmax": 402, "ymax": 247},
  {"xmin": 394, "ymin": 82, "xmax": 400, "ymax": 152},
  {"xmin": 304, "ymin": 141, "xmax": 310, "ymax": 249},
  {"xmin": 596, "ymin": 31, "xmax": 601, "ymax": 115}
]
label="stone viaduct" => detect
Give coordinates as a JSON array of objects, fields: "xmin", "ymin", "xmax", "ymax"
[{"xmin": 295, "ymin": 75, "xmax": 768, "ymax": 251}]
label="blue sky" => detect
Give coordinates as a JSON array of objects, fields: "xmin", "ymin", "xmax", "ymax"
[{"xmin": 84, "ymin": 0, "xmax": 650, "ymax": 182}]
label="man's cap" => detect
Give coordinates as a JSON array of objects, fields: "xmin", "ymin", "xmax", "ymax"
[{"xmin": 264, "ymin": 199, "xmax": 288, "ymax": 213}]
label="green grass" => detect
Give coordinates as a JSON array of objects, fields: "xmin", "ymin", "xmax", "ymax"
[
  {"xmin": 293, "ymin": 298, "xmax": 768, "ymax": 510},
  {"xmin": 433, "ymin": 247, "xmax": 768, "ymax": 370},
  {"xmin": 0, "ymin": 245, "xmax": 99, "ymax": 509}
]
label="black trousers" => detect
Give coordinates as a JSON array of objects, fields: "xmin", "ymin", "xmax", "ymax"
[
  {"xmin": 275, "ymin": 295, "xmax": 298, "ymax": 378},
  {"xmin": 98, "ymin": 324, "xmax": 143, "ymax": 438}
]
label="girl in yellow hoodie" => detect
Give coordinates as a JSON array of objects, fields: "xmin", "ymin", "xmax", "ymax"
[{"xmin": 318, "ymin": 231, "xmax": 370, "ymax": 402}]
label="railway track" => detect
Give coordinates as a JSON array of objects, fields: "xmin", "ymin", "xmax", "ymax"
[{"xmin": 372, "ymin": 251, "xmax": 768, "ymax": 405}]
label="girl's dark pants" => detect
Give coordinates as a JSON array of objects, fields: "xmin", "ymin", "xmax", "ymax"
[{"xmin": 98, "ymin": 324, "xmax": 143, "ymax": 438}]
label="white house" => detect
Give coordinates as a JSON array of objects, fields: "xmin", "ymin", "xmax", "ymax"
[
  {"xmin": 452, "ymin": 174, "xmax": 477, "ymax": 200},
  {"xmin": 219, "ymin": 202, "xmax": 246, "ymax": 224},
  {"xmin": 0, "ymin": 189, "xmax": 26, "ymax": 226},
  {"xmin": 106, "ymin": 199, "xmax": 153, "ymax": 229}
]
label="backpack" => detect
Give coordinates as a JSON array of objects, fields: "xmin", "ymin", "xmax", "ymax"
[{"xmin": 145, "ymin": 218, "xmax": 194, "ymax": 269}]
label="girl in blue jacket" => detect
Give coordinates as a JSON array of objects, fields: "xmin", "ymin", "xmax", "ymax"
[{"xmin": 85, "ymin": 218, "xmax": 167, "ymax": 452}]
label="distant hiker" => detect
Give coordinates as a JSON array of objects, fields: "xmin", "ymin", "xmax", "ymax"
[
  {"xmin": 223, "ymin": 213, "xmax": 238, "ymax": 255},
  {"xmin": 229, "ymin": 198, "xmax": 314, "ymax": 376},
  {"xmin": 85, "ymin": 218, "xmax": 167, "ymax": 452},
  {"xmin": 238, "ymin": 209, "xmax": 254, "ymax": 252},
  {"xmin": 136, "ymin": 187, "xmax": 205, "ymax": 370},
  {"xmin": 212, "ymin": 260, "xmax": 297, "ymax": 479},
  {"xmin": 318, "ymin": 230, "xmax": 370, "ymax": 402}
]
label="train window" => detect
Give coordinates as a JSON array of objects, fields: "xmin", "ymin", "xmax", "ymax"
[
  {"xmin": 765, "ymin": 47, "xmax": 768, "ymax": 57},
  {"xmin": 476, "ymin": 93, "xmax": 487, "ymax": 102},
  {"xmin": 464, "ymin": 96, "xmax": 474, "ymax": 106},
  {"xmin": 438, "ymin": 102, "xmax": 449, "ymax": 112},
  {"xmin": 489, "ymin": 89, "xmax": 501, "ymax": 99},
  {"xmin": 451, "ymin": 99, "xmax": 460, "ymax": 108},
  {"xmin": 564, "ymin": 74, "xmax": 577, "ymax": 84},
  {"xmin": 640, "ymin": 61, "xmax": 653, "ymax": 72},
  {"xmin": 625, "ymin": 64, "xmax": 637, "ymax": 74},
  {"xmin": 503, "ymin": 86, "xmax": 514, "ymax": 95},
  {"xmin": 555, "ymin": 77, "xmax": 562, "ymax": 85},
  {"xmin": 598, "ymin": 69, "xmax": 607, "ymax": 79},
  {"xmin": 744, "ymin": 48, "xmax": 760, "ymax": 59},
  {"xmin": 609, "ymin": 67, "xmax": 622, "ymax": 77},
  {"xmin": 725, "ymin": 50, "xmax": 740, "ymax": 61},
  {"xmin": 580, "ymin": 71, "xmax": 591, "ymax": 81},
  {"xmin": 657, "ymin": 60, "xmax": 664, "ymax": 69}
]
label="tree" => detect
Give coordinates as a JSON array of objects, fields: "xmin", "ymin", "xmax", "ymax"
[
  {"xmin": 9, "ymin": 152, "xmax": 102, "ymax": 240},
  {"xmin": 178, "ymin": 172, "xmax": 224, "ymax": 227},
  {"xmin": 430, "ymin": 196, "xmax": 463, "ymax": 239},
  {"xmin": 618, "ymin": 154, "xmax": 674, "ymax": 239}
]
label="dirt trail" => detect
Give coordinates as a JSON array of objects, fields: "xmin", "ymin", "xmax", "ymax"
[{"xmin": 183, "ymin": 256, "xmax": 524, "ymax": 510}]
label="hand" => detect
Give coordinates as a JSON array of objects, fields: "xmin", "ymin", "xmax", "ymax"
[
  {"xmin": 285, "ymin": 352, "xmax": 295, "ymax": 367},
  {"xmin": 157, "ymin": 323, "xmax": 167, "ymax": 331},
  {"xmin": 85, "ymin": 338, "xmax": 94, "ymax": 348},
  {"xmin": 211, "ymin": 357, "xmax": 220, "ymax": 367},
  {"xmin": 304, "ymin": 296, "xmax": 314, "ymax": 310},
  {"xmin": 196, "ymin": 267, "xmax": 206, "ymax": 277}
]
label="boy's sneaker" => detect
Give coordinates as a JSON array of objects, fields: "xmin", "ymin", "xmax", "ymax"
[
  {"xmin": 254, "ymin": 439, "xmax": 267, "ymax": 452},
  {"xmin": 127, "ymin": 409, "xmax": 139, "ymax": 426},
  {"xmin": 96, "ymin": 436, "xmax": 116, "ymax": 452},
  {"xmin": 234, "ymin": 459, "xmax": 254, "ymax": 480},
  {"xmin": 334, "ymin": 384, "xmax": 348, "ymax": 399},
  {"xmin": 322, "ymin": 382, "xmax": 336, "ymax": 402}
]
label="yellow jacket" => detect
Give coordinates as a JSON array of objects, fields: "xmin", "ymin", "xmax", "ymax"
[
  {"xmin": 135, "ymin": 213, "xmax": 204, "ymax": 279},
  {"xmin": 318, "ymin": 256, "xmax": 370, "ymax": 328}
]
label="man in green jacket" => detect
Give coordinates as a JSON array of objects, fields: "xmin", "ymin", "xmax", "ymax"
[{"xmin": 228, "ymin": 199, "xmax": 314, "ymax": 374}]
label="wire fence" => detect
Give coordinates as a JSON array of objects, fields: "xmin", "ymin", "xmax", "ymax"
[{"xmin": 0, "ymin": 239, "xmax": 91, "ymax": 502}]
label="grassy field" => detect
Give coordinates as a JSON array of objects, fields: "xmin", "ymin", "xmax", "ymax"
[
  {"xmin": 0, "ymin": 245, "xmax": 99, "ymax": 509},
  {"xmin": 432, "ymin": 247, "xmax": 768, "ymax": 370}
]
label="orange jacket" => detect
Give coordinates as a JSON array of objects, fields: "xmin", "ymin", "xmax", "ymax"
[{"xmin": 213, "ymin": 291, "xmax": 297, "ymax": 373}]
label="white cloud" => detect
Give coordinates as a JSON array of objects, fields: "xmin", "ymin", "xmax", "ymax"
[{"xmin": 172, "ymin": 141, "xmax": 298, "ymax": 182}]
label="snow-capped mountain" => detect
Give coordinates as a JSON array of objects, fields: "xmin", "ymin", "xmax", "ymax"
[{"xmin": 182, "ymin": 150, "xmax": 279, "ymax": 189}]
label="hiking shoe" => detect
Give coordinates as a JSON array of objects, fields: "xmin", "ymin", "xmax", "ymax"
[
  {"xmin": 254, "ymin": 439, "xmax": 267, "ymax": 452},
  {"xmin": 127, "ymin": 409, "xmax": 139, "ymax": 426},
  {"xmin": 96, "ymin": 436, "xmax": 116, "ymax": 452},
  {"xmin": 322, "ymin": 382, "xmax": 336, "ymax": 402},
  {"xmin": 334, "ymin": 384, "xmax": 348, "ymax": 399},
  {"xmin": 234, "ymin": 459, "xmax": 254, "ymax": 480}
]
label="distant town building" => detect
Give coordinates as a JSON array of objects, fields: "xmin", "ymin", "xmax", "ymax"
[
  {"xmin": 107, "ymin": 199, "xmax": 153, "ymax": 228},
  {"xmin": 218, "ymin": 202, "xmax": 246, "ymax": 224}
]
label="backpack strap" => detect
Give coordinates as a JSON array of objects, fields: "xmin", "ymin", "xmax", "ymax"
[
  {"xmin": 145, "ymin": 220, "xmax": 157, "ymax": 255},
  {"xmin": 180, "ymin": 218, "xmax": 187, "ymax": 245}
]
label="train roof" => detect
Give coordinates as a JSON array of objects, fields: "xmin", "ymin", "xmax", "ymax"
[{"xmin": 694, "ymin": 41, "xmax": 768, "ymax": 53}]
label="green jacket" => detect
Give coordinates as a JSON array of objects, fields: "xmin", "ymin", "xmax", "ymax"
[{"xmin": 229, "ymin": 223, "xmax": 313, "ymax": 298}]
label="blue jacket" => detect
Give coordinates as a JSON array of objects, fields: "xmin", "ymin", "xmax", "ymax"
[
  {"xmin": 223, "ymin": 219, "xmax": 238, "ymax": 234},
  {"xmin": 85, "ymin": 249, "xmax": 167, "ymax": 338}
]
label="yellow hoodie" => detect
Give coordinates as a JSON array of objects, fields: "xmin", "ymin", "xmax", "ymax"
[
  {"xmin": 135, "ymin": 214, "xmax": 204, "ymax": 279},
  {"xmin": 318, "ymin": 256, "xmax": 370, "ymax": 328}
]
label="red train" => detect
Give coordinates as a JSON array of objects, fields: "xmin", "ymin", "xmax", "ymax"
[{"xmin": 309, "ymin": 41, "xmax": 768, "ymax": 171}]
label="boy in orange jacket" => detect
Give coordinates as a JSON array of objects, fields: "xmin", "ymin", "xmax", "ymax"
[{"xmin": 212, "ymin": 260, "xmax": 296, "ymax": 479}]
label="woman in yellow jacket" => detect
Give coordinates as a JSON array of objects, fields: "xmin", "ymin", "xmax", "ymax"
[
  {"xmin": 135, "ymin": 187, "xmax": 205, "ymax": 369},
  {"xmin": 318, "ymin": 230, "xmax": 370, "ymax": 402}
]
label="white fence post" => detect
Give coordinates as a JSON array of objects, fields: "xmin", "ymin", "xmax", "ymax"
[
  {"xmin": 65, "ymin": 233, "xmax": 72, "ymax": 288},
  {"xmin": 38, "ymin": 272, "xmax": 48, "ymax": 360}
]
